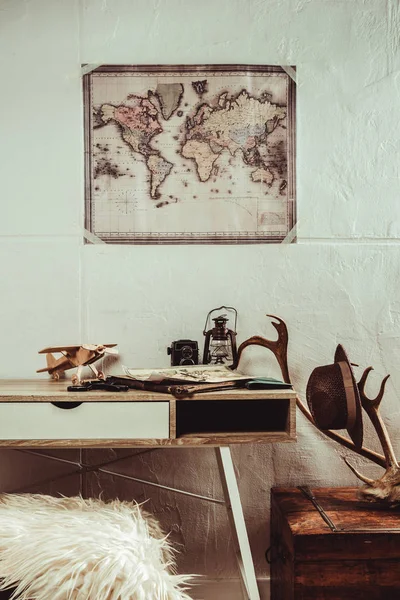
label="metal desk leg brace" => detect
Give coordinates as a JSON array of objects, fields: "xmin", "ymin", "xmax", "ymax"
[
  {"xmin": 15, "ymin": 447, "xmax": 260, "ymax": 600},
  {"xmin": 216, "ymin": 447, "xmax": 260, "ymax": 600}
]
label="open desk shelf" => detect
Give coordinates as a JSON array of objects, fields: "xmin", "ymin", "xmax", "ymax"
[
  {"xmin": 176, "ymin": 398, "xmax": 290, "ymax": 437},
  {"xmin": 174, "ymin": 389, "xmax": 296, "ymax": 445}
]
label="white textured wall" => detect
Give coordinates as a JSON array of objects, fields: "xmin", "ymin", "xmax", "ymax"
[{"xmin": 1, "ymin": 0, "xmax": 400, "ymax": 597}]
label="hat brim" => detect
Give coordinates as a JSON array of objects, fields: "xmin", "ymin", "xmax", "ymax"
[{"xmin": 334, "ymin": 344, "xmax": 363, "ymax": 448}]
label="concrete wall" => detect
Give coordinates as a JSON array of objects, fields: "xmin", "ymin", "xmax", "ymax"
[{"xmin": 1, "ymin": 1, "xmax": 400, "ymax": 597}]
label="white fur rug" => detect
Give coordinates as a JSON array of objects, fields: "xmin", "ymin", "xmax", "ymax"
[{"xmin": 0, "ymin": 494, "xmax": 193, "ymax": 600}]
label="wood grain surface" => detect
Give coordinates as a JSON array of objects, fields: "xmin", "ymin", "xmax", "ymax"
[
  {"xmin": 0, "ymin": 431, "xmax": 295, "ymax": 448},
  {"xmin": 0, "ymin": 379, "xmax": 296, "ymax": 402},
  {"xmin": 270, "ymin": 487, "xmax": 400, "ymax": 600}
]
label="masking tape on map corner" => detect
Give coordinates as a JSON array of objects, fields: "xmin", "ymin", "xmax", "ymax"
[
  {"xmin": 81, "ymin": 64, "xmax": 102, "ymax": 76},
  {"xmin": 282, "ymin": 222, "xmax": 297, "ymax": 244},
  {"xmin": 281, "ymin": 65, "xmax": 297, "ymax": 83},
  {"xmin": 83, "ymin": 229, "xmax": 106, "ymax": 244}
]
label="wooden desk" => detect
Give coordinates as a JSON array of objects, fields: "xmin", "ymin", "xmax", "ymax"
[
  {"xmin": 0, "ymin": 379, "xmax": 296, "ymax": 447},
  {"xmin": 0, "ymin": 379, "xmax": 297, "ymax": 600}
]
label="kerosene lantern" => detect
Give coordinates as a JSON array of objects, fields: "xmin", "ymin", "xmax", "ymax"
[{"xmin": 202, "ymin": 306, "xmax": 238, "ymax": 365}]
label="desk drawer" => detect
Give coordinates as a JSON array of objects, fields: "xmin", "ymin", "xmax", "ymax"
[{"xmin": 0, "ymin": 402, "xmax": 169, "ymax": 440}]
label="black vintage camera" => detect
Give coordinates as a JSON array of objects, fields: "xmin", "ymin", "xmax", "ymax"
[{"xmin": 167, "ymin": 340, "xmax": 199, "ymax": 366}]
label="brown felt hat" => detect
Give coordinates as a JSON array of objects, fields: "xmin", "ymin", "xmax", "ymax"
[{"xmin": 306, "ymin": 344, "xmax": 363, "ymax": 448}]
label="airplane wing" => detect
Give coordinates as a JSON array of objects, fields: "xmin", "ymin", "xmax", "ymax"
[
  {"xmin": 38, "ymin": 346, "xmax": 82, "ymax": 354},
  {"xmin": 82, "ymin": 344, "xmax": 118, "ymax": 351},
  {"xmin": 38, "ymin": 344, "xmax": 117, "ymax": 354}
]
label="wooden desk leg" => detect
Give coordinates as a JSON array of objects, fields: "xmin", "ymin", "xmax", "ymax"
[{"xmin": 215, "ymin": 446, "xmax": 260, "ymax": 600}]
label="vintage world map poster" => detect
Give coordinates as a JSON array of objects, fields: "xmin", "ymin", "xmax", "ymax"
[{"xmin": 83, "ymin": 65, "xmax": 296, "ymax": 244}]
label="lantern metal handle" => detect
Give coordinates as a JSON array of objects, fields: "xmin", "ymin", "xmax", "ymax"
[{"xmin": 203, "ymin": 306, "xmax": 238, "ymax": 335}]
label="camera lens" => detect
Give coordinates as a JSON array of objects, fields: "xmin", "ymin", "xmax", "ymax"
[
  {"xmin": 181, "ymin": 345, "xmax": 193, "ymax": 359},
  {"xmin": 180, "ymin": 359, "xmax": 195, "ymax": 365}
]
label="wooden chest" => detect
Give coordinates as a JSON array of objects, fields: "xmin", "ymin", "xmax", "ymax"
[{"xmin": 270, "ymin": 487, "xmax": 400, "ymax": 599}]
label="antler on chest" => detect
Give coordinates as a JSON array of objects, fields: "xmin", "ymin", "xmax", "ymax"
[{"xmin": 347, "ymin": 367, "xmax": 400, "ymax": 504}]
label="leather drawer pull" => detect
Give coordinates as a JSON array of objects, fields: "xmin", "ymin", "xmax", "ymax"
[{"xmin": 51, "ymin": 402, "xmax": 83, "ymax": 410}]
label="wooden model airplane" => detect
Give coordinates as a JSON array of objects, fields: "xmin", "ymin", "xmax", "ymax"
[{"xmin": 37, "ymin": 344, "xmax": 118, "ymax": 384}]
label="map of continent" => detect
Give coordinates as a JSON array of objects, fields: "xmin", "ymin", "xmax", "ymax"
[
  {"xmin": 182, "ymin": 90, "xmax": 286, "ymax": 185},
  {"xmin": 100, "ymin": 98, "xmax": 173, "ymax": 199},
  {"xmin": 85, "ymin": 66, "xmax": 296, "ymax": 243}
]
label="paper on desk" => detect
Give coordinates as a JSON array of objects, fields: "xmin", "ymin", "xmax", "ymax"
[{"xmin": 122, "ymin": 364, "xmax": 252, "ymax": 384}]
